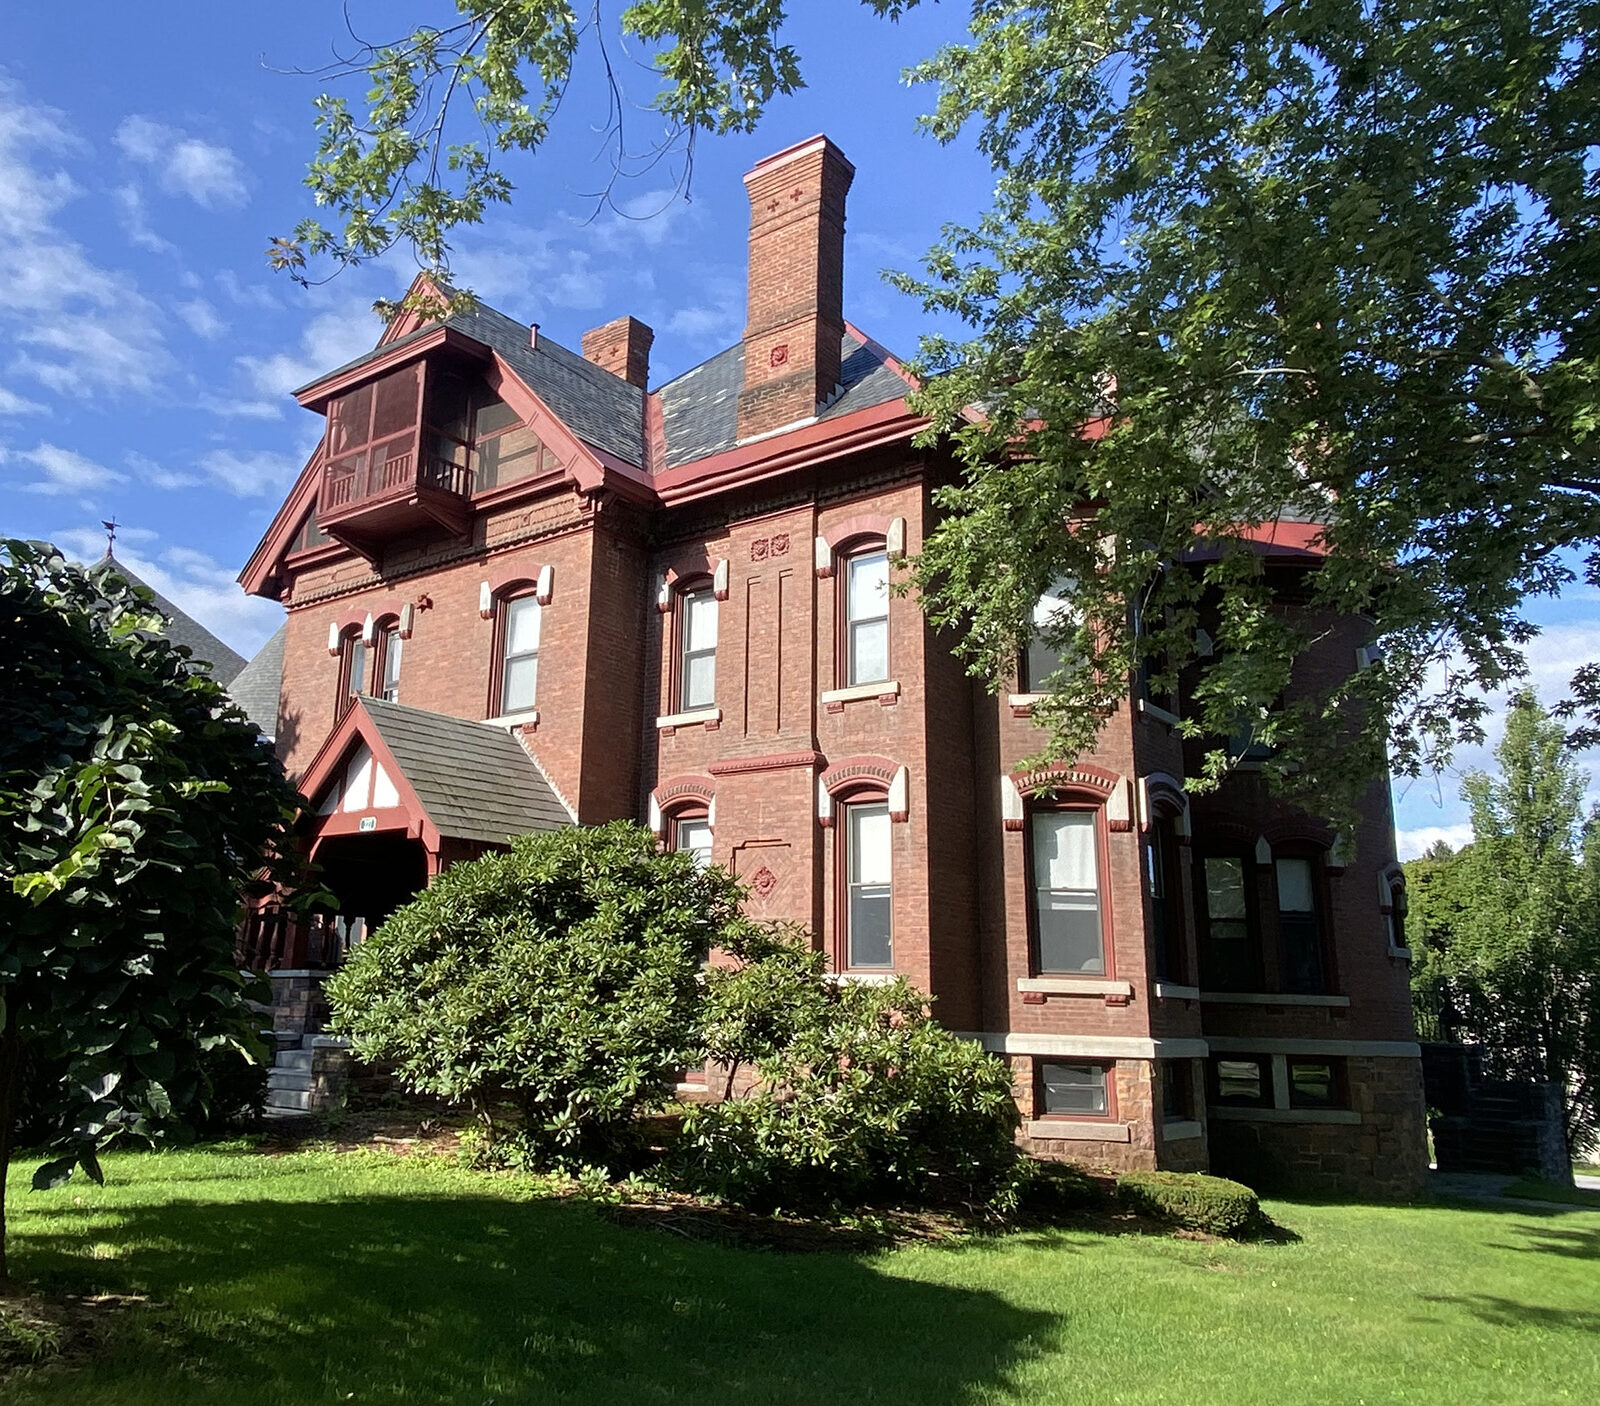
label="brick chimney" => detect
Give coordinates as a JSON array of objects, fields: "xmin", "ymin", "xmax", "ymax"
[
  {"xmin": 581, "ymin": 315, "xmax": 654, "ymax": 389},
  {"xmin": 737, "ymin": 135, "xmax": 855, "ymax": 442}
]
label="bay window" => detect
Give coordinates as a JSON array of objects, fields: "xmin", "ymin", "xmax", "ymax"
[
  {"xmin": 1198, "ymin": 854, "xmax": 1259, "ymax": 991},
  {"xmin": 1275, "ymin": 855, "xmax": 1327, "ymax": 994}
]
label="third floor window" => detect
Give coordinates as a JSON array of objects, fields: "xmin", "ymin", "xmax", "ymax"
[
  {"xmin": 677, "ymin": 586, "xmax": 718, "ymax": 711},
  {"xmin": 498, "ymin": 595, "xmax": 541, "ymax": 716},
  {"xmin": 845, "ymin": 550, "xmax": 890, "ymax": 686}
]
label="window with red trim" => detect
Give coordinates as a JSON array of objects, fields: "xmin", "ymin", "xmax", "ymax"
[
  {"xmin": 1022, "ymin": 577, "xmax": 1077, "ymax": 691},
  {"xmin": 1027, "ymin": 807, "xmax": 1106, "ymax": 975},
  {"xmin": 675, "ymin": 583, "xmax": 718, "ymax": 711},
  {"xmin": 494, "ymin": 593, "xmax": 541, "ymax": 716},
  {"xmin": 671, "ymin": 811, "xmax": 713, "ymax": 869},
  {"xmin": 842, "ymin": 547, "xmax": 890, "ymax": 686},
  {"xmin": 840, "ymin": 797, "xmax": 893, "ymax": 969},
  {"xmin": 335, "ymin": 629, "xmax": 368, "ymax": 716},
  {"xmin": 374, "ymin": 619, "xmax": 402, "ymax": 703}
]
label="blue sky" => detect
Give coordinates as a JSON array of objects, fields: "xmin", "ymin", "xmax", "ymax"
[{"xmin": 1, "ymin": 2, "xmax": 1592, "ymax": 857}]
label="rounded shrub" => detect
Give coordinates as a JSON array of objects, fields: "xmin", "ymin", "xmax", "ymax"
[
  {"xmin": 1115, "ymin": 1170, "xmax": 1263, "ymax": 1236},
  {"xmin": 326, "ymin": 821, "xmax": 748, "ymax": 1167},
  {"xmin": 677, "ymin": 928, "xmax": 1025, "ymax": 1213}
]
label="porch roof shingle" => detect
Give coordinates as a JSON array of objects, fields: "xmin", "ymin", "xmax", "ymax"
[{"xmin": 360, "ymin": 697, "xmax": 572, "ymax": 845}]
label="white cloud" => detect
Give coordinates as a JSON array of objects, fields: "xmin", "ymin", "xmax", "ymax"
[
  {"xmin": 53, "ymin": 528, "xmax": 282, "ymax": 657},
  {"xmin": 0, "ymin": 83, "xmax": 171, "ymax": 396},
  {"xmin": 0, "ymin": 386, "xmax": 45, "ymax": 415},
  {"xmin": 215, "ymin": 269, "xmax": 278, "ymax": 310},
  {"xmin": 198, "ymin": 447, "xmax": 300, "ymax": 498},
  {"xmin": 176, "ymin": 298, "xmax": 226, "ymax": 340},
  {"xmin": 126, "ymin": 451, "xmax": 201, "ymax": 491},
  {"xmin": 237, "ymin": 298, "xmax": 382, "ymax": 401},
  {"xmin": 5, "ymin": 441, "xmax": 127, "ymax": 497},
  {"xmin": 1394, "ymin": 823, "xmax": 1474, "ymax": 862},
  {"xmin": 114, "ymin": 183, "xmax": 175, "ymax": 254},
  {"xmin": 197, "ymin": 393, "xmax": 283, "ymax": 421},
  {"xmin": 114, "ymin": 115, "xmax": 247, "ymax": 210}
]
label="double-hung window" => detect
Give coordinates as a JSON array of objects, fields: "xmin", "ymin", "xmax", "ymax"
[
  {"xmin": 337, "ymin": 631, "xmax": 368, "ymax": 714},
  {"xmin": 1023, "ymin": 577, "xmax": 1076, "ymax": 691},
  {"xmin": 673, "ymin": 815, "xmax": 713, "ymax": 869},
  {"xmin": 375, "ymin": 623, "xmax": 402, "ymax": 702},
  {"xmin": 845, "ymin": 551, "xmax": 890, "ymax": 686},
  {"xmin": 844, "ymin": 800, "xmax": 893, "ymax": 969},
  {"xmin": 1275, "ymin": 856, "xmax": 1326, "ymax": 994},
  {"xmin": 499, "ymin": 595, "xmax": 541, "ymax": 715},
  {"xmin": 1029, "ymin": 809, "xmax": 1105, "ymax": 974},
  {"xmin": 678, "ymin": 587, "xmax": 718, "ymax": 710},
  {"xmin": 1198, "ymin": 855, "xmax": 1258, "ymax": 991}
]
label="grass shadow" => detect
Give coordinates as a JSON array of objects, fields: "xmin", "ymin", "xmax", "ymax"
[
  {"xmin": 8, "ymin": 1186, "xmax": 1058, "ymax": 1405},
  {"xmin": 1418, "ymin": 1293, "xmax": 1600, "ymax": 1334}
]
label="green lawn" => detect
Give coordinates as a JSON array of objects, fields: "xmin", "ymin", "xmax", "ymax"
[{"xmin": 1, "ymin": 1146, "xmax": 1597, "ymax": 1405}]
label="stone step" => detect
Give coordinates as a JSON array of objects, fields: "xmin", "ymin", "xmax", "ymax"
[
  {"xmin": 274, "ymin": 1050, "xmax": 314, "ymax": 1072},
  {"xmin": 265, "ymin": 1088, "xmax": 313, "ymax": 1112},
  {"xmin": 267, "ymin": 1071, "xmax": 315, "ymax": 1093}
]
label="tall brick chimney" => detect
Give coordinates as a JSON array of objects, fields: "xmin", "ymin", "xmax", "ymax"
[
  {"xmin": 737, "ymin": 135, "xmax": 855, "ymax": 442},
  {"xmin": 581, "ymin": 315, "xmax": 654, "ymax": 389}
]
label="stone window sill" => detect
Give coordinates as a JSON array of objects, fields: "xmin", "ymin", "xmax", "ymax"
[
  {"xmin": 1209, "ymin": 1106, "xmax": 1361, "ymax": 1125},
  {"xmin": 1161, "ymin": 1119, "xmax": 1204, "ymax": 1141},
  {"xmin": 1018, "ymin": 978, "xmax": 1133, "ymax": 997},
  {"xmin": 1007, "ymin": 692, "xmax": 1049, "ymax": 709},
  {"xmin": 821, "ymin": 679, "xmax": 900, "ymax": 706},
  {"xmin": 1153, "ymin": 982, "xmax": 1200, "ymax": 1001},
  {"xmin": 1388, "ymin": 945, "xmax": 1412, "ymax": 961},
  {"xmin": 486, "ymin": 709, "xmax": 539, "ymax": 729},
  {"xmin": 657, "ymin": 706, "xmax": 722, "ymax": 730},
  {"xmin": 1199, "ymin": 991, "xmax": 1351, "ymax": 1008},
  {"xmin": 1137, "ymin": 698, "xmax": 1180, "ymax": 727},
  {"xmin": 828, "ymin": 971, "xmax": 897, "ymax": 987},
  {"xmin": 1026, "ymin": 1119, "xmax": 1132, "ymax": 1143}
]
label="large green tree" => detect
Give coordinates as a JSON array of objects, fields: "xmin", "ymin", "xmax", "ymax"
[
  {"xmin": 275, "ymin": 0, "xmax": 1600, "ymax": 812},
  {"xmin": 1406, "ymin": 691, "xmax": 1599, "ymax": 1154},
  {"xmin": 0, "ymin": 541, "xmax": 301, "ymax": 1281}
]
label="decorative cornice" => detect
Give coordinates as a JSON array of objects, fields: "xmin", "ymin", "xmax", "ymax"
[{"xmin": 707, "ymin": 750, "xmax": 826, "ymax": 777}]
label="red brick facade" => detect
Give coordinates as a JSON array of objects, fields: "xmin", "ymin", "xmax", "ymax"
[{"xmin": 241, "ymin": 135, "xmax": 1426, "ymax": 1196}]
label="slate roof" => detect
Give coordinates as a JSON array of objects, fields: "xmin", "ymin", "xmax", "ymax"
[
  {"xmin": 360, "ymin": 697, "xmax": 572, "ymax": 844},
  {"xmin": 297, "ymin": 302, "xmax": 909, "ymax": 477},
  {"xmin": 300, "ymin": 301, "xmax": 647, "ymax": 469},
  {"xmin": 656, "ymin": 331, "xmax": 911, "ymax": 469},
  {"xmin": 228, "ymin": 623, "xmax": 286, "ymax": 737},
  {"xmin": 99, "ymin": 555, "xmax": 248, "ymax": 685}
]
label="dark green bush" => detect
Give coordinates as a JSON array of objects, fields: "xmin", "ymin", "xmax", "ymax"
[
  {"xmin": 677, "ymin": 929, "xmax": 1024, "ymax": 1213},
  {"xmin": 326, "ymin": 821, "xmax": 748, "ymax": 1167},
  {"xmin": 1116, "ymin": 1170, "xmax": 1262, "ymax": 1236}
]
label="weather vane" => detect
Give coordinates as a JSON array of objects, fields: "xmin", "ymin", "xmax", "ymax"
[{"xmin": 102, "ymin": 518, "xmax": 120, "ymax": 557}]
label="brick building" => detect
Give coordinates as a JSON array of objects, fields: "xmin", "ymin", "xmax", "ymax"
[{"xmin": 237, "ymin": 135, "xmax": 1427, "ymax": 1196}]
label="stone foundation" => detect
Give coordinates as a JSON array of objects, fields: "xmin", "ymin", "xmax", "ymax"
[{"xmin": 1207, "ymin": 1056, "xmax": 1428, "ymax": 1199}]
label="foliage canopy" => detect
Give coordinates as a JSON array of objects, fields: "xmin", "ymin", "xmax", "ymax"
[
  {"xmin": 326, "ymin": 821, "xmax": 749, "ymax": 1165},
  {"xmin": 0, "ymin": 539, "xmax": 299, "ymax": 1277},
  {"xmin": 1406, "ymin": 691, "xmax": 1600, "ymax": 1153},
  {"xmin": 282, "ymin": 0, "xmax": 1600, "ymax": 815}
]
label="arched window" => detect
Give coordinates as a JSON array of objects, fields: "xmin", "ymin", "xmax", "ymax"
[
  {"xmin": 1196, "ymin": 851, "xmax": 1260, "ymax": 992},
  {"xmin": 676, "ymin": 581, "xmax": 718, "ymax": 712},
  {"xmin": 1028, "ymin": 806, "xmax": 1108, "ymax": 975},
  {"xmin": 373, "ymin": 617, "xmax": 403, "ymax": 703},
  {"xmin": 842, "ymin": 795, "xmax": 893, "ymax": 969},
  {"xmin": 842, "ymin": 545, "xmax": 890, "ymax": 687},
  {"xmin": 495, "ymin": 593, "xmax": 541, "ymax": 716},
  {"xmin": 335, "ymin": 627, "xmax": 368, "ymax": 716}
]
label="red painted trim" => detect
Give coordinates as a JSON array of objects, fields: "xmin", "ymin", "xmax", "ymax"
[
  {"xmin": 294, "ymin": 326, "xmax": 490, "ymax": 411},
  {"xmin": 1011, "ymin": 762, "xmax": 1120, "ymax": 800},
  {"xmin": 652, "ymin": 397, "xmax": 921, "ymax": 507},
  {"xmin": 296, "ymin": 700, "xmax": 442, "ymax": 855},
  {"xmin": 819, "ymin": 754, "xmax": 899, "ymax": 796},
  {"xmin": 239, "ymin": 448, "xmax": 326, "ymax": 599},
  {"xmin": 815, "ymin": 513, "xmax": 893, "ymax": 578},
  {"xmin": 652, "ymin": 774, "xmax": 717, "ymax": 810},
  {"xmin": 707, "ymin": 750, "xmax": 826, "ymax": 777}
]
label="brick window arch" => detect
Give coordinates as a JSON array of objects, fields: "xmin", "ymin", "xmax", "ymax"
[{"xmin": 649, "ymin": 775, "xmax": 717, "ymax": 864}]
